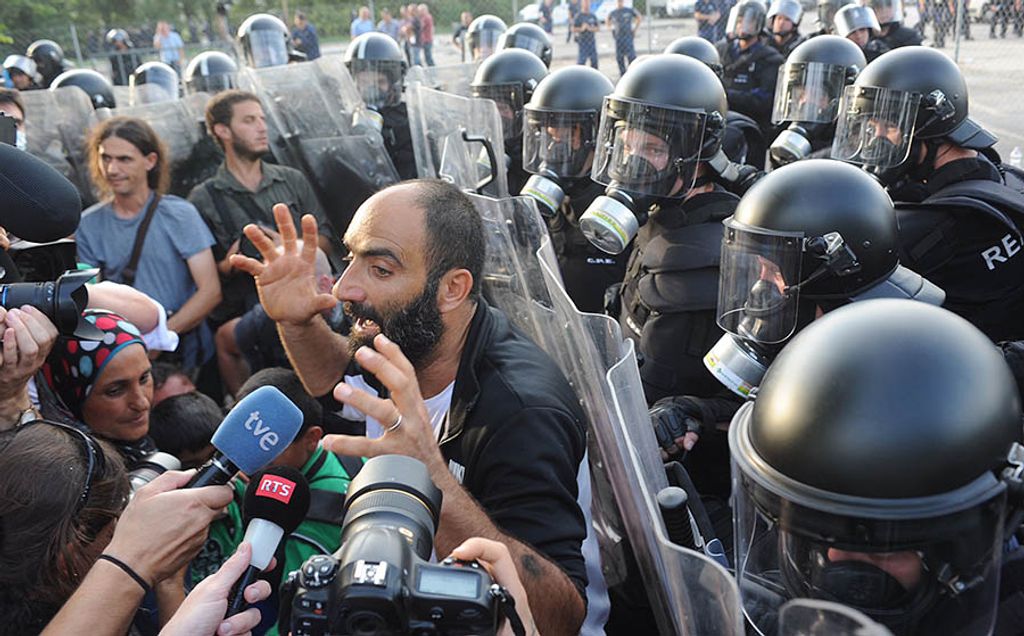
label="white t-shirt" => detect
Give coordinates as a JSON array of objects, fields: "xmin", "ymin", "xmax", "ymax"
[{"xmin": 339, "ymin": 374, "xmax": 454, "ymax": 441}]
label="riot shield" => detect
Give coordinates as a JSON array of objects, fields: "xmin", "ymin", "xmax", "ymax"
[
  {"xmin": 408, "ymin": 86, "xmax": 508, "ymax": 198},
  {"xmin": 21, "ymin": 86, "xmax": 97, "ymax": 207},
  {"xmin": 778, "ymin": 599, "xmax": 894, "ymax": 636},
  {"xmin": 94, "ymin": 92, "xmax": 216, "ymax": 198},
  {"xmin": 404, "ymin": 61, "xmax": 479, "ymax": 98},
  {"xmin": 470, "ymin": 193, "xmax": 744, "ymax": 635},
  {"xmin": 239, "ymin": 56, "xmax": 399, "ymax": 237}
]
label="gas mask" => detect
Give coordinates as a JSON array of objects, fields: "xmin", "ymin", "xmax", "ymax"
[
  {"xmin": 770, "ymin": 122, "xmax": 830, "ymax": 167},
  {"xmin": 578, "ymin": 185, "xmax": 652, "ymax": 254},
  {"xmin": 521, "ymin": 171, "xmax": 567, "ymax": 218},
  {"xmin": 351, "ymin": 108, "xmax": 384, "ymax": 136},
  {"xmin": 15, "ymin": 129, "xmax": 27, "ymax": 152}
]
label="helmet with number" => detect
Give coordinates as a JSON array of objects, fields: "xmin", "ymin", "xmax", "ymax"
[
  {"xmin": 859, "ymin": 0, "xmax": 904, "ymax": 26},
  {"xmin": 767, "ymin": 0, "xmax": 804, "ymax": 35},
  {"xmin": 237, "ymin": 13, "xmax": 290, "ymax": 68},
  {"xmin": 50, "ymin": 68, "xmax": 116, "ymax": 110},
  {"xmin": 663, "ymin": 36, "xmax": 723, "ymax": 76},
  {"xmin": 833, "ymin": 4, "xmax": 881, "ymax": 37},
  {"xmin": 498, "ymin": 22, "xmax": 553, "ymax": 67},
  {"xmin": 726, "ymin": 0, "xmax": 768, "ymax": 40},
  {"xmin": 471, "ymin": 48, "xmax": 548, "ymax": 141},
  {"xmin": 831, "ymin": 47, "xmax": 996, "ymax": 184},
  {"xmin": 731, "ymin": 298, "xmax": 1022, "ymax": 635},
  {"xmin": 465, "ymin": 15, "xmax": 508, "ymax": 62},
  {"xmin": 129, "ymin": 61, "xmax": 180, "ymax": 105},
  {"xmin": 183, "ymin": 51, "xmax": 239, "ymax": 96},
  {"xmin": 817, "ymin": 0, "xmax": 855, "ymax": 32},
  {"xmin": 105, "ymin": 29, "xmax": 133, "ymax": 47},
  {"xmin": 344, "ymin": 32, "xmax": 408, "ymax": 110},
  {"xmin": 27, "ymin": 39, "xmax": 65, "ymax": 84}
]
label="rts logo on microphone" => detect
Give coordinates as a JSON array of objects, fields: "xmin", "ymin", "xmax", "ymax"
[{"xmin": 257, "ymin": 475, "xmax": 296, "ymax": 504}]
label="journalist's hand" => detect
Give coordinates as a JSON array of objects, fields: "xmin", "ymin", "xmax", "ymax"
[
  {"xmin": 228, "ymin": 204, "xmax": 336, "ymax": 326},
  {"xmin": 0, "ymin": 305, "xmax": 58, "ymax": 401},
  {"xmin": 450, "ymin": 539, "xmax": 537, "ymax": 636},
  {"xmin": 323, "ymin": 334, "xmax": 446, "ymax": 475},
  {"xmin": 102, "ymin": 470, "xmax": 233, "ymax": 587},
  {"xmin": 159, "ymin": 542, "xmax": 271, "ymax": 636}
]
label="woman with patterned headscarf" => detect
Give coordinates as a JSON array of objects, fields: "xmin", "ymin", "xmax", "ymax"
[{"xmin": 41, "ymin": 309, "xmax": 155, "ymax": 463}]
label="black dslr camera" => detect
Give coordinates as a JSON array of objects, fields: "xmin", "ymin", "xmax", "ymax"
[{"xmin": 280, "ymin": 455, "xmax": 503, "ymax": 636}]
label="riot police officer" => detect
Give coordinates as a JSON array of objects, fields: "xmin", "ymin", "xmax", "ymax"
[
  {"xmin": 715, "ymin": 0, "xmax": 785, "ymax": 134},
  {"xmin": 831, "ymin": 46, "xmax": 1024, "ymax": 341},
  {"xmin": 766, "ymin": 0, "xmax": 808, "ymax": 58},
  {"xmin": 812, "ymin": 0, "xmax": 855, "ymax": 34},
  {"xmin": 2, "ymin": 56, "xmax": 40, "ymax": 91},
  {"xmin": 237, "ymin": 13, "xmax": 291, "ymax": 68},
  {"xmin": 106, "ymin": 29, "xmax": 141, "ymax": 87},
  {"xmin": 861, "ymin": 0, "xmax": 923, "ymax": 47},
  {"xmin": 183, "ymin": 51, "xmax": 239, "ymax": 96},
  {"xmin": 498, "ymin": 22, "xmax": 554, "ymax": 67},
  {"xmin": 520, "ymin": 65, "xmax": 622, "ymax": 313},
  {"xmin": 50, "ymin": 69, "xmax": 116, "ymax": 110},
  {"xmin": 664, "ymin": 35, "xmax": 723, "ymax": 75},
  {"xmin": 471, "ymin": 49, "xmax": 548, "ymax": 195},
  {"xmin": 768, "ymin": 35, "xmax": 866, "ymax": 168},
  {"xmin": 730, "ymin": 298, "xmax": 1023, "ymax": 635},
  {"xmin": 833, "ymin": 4, "xmax": 890, "ymax": 61},
  {"xmin": 27, "ymin": 39, "xmax": 68, "ymax": 87},
  {"xmin": 464, "ymin": 15, "xmax": 508, "ymax": 62},
  {"xmin": 650, "ymin": 159, "xmax": 943, "ymax": 495},
  {"xmin": 344, "ymin": 32, "xmax": 417, "ymax": 179},
  {"xmin": 129, "ymin": 61, "xmax": 180, "ymax": 105}
]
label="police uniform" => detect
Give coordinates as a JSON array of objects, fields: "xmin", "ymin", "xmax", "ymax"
[
  {"xmin": 769, "ymin": 31, "xmax": 807, "ymax": 58},
  {"xmin": 876, "ymin": 22, "xmax": 923, "ymax": 47},
  {"xmin": 716, "ymin": 39, "xmax": 785, "ymax": 132},
  {"xmin": 381, "ymin": 102, "xmax": 417, "ymax": 180}
]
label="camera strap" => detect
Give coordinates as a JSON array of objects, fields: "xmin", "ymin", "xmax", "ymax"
[
  {"xmin": 489, "ymin": 585, "xmax": 528, "ymax": 636},
  {"xmin": 119, "ymin": 193, "xmax": 162, "ymax": 288}
]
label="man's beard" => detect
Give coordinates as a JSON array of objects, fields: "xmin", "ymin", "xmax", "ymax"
[
  {"xmin": 344, "ymin": 276, "xmax": 446, "ymax": 369},
  {"xmin": 231, "ymin": 137, "xmax": 266, "ymax": 162}
]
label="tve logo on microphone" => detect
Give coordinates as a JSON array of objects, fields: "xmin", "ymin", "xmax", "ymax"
[
  {"xmin": 244, "ymin": 410, "xmax": 280, "ymax": 451},
  {"xmin": 257, "ymin": 475, "xmax": 296, "ymax": 504}
]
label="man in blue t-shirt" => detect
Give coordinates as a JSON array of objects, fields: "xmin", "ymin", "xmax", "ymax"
[
  {"xmin": 77, "ymin": 117, "xmax": 221, "ymax": 370},
  {"xmin": 695, "ymin": 0, "xmax": 723, "ymax": 41},
  {"xmin": 153, "ymin": 21, "xmax": 186, "ymax": 73},
  {"xmin": 292, "ymin": 12, "xmax": 321, "ymax": 60},
  {"xmin": 573, "ymin": 0, "xmax": 600, "ymax": 68},
  {"xmin": 607, "ymin": 0, "xmax": 641, "ymax": 75}
]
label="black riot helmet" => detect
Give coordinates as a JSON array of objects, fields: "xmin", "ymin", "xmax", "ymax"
[
  {"xmin": 726, "ymin": 0, "xmax": 768, "ymax": 40},
  {"xmin": 663, "ymin": 36, "xmax": 723, "ymax": 77},
  {"xmin": 129, "ymin": 61, "xmax": 180, "ymax": 105},
  {"xmin": 465, "ymin": 15, "xmax": 508, "ymax": 62},
  {"xmin": 498, "ymin": 22, "xmax": 553, "ymax": 67},
  {"xmin": 731, "ymin": 298, "xmax": 1023, "ymax": 635},
  {"xmin": 580, "ymin": 54, "xmax": 728, "ymax": 254},
  {"xmin": 183, "ymin": 51, "xmax": 239, "ymax": 96},
  {"xmin": 831, "ymin": 47, "xmax": 996, "ymax": 184},
  {"xmin": 237, "ymin": 13, "xmax": 291, "ymax": 68},
  {"xmin": 344, "ymin": 32, "xmax": 408, "ymax": 110},
  {"xmin": 520, "ymin": 66, "xmax": 614, "ymax": 216},
  {"xmin": 471, "ymin": 49, "xmax": 548, "ymax": 141},
  {"xmin": 769, "ymin": 36, "xmax": 866, "ymax": 165},
  {"xmin": 707, "ymin": 159, "xmax": 943, "ymax": 396},
  {"xmin": 50, "ymin": 69, "xmax": 116, "ymax": 110},
  {"xmin": 27, "ymin": 39, "xmax": 64, "ymax": 84},
  {"xmin": 105, "ymin": 29, "xmax": 133, "ymax": 47},
  {"xmin": 817, "ymin": 0, "xmax": 855, "ymax": 32}
]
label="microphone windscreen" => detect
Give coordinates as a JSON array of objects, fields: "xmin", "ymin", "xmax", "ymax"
[
  {"xmin": 211, "ymin": 385, "xmax": 304, "ymax": 475},
  {"xmin": 243, "ymin": 465, "xmax": 311, "ymax": 535},
  {"xmin": 0, "ymin": 143, "xmax": 82, "ymax": 242}
]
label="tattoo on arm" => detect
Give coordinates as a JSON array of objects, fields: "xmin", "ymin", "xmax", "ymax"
[{"xmin": 520, "ymin": 553, "xmax": 543, "ymax": 579}]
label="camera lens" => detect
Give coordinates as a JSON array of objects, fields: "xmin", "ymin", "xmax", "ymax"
[{"xmin": 0, "ymin": 269, "xmax": 103, "ymax": 339}]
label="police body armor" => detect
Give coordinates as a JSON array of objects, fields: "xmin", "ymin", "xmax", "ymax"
[
  {"xmin": 618, "ymin": 190, "xmax": 740, "ymax": 404},
  {"xmin": 380, "ymin": 102, "xmax": 417, "ymax": 180}
]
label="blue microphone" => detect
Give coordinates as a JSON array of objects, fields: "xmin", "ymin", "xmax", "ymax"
[{"xmin": 186, "ymin": 386, "xmax": 304, "ymax": 488}]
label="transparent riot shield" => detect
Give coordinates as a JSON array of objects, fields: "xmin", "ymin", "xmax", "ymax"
[
  {"xmin": 778, "ymin": 599, "xmax": 894, "ymax": 636},
  {"xmin": 405, "ymin": 61, "xmax": 479, "ymax": 98},
  {"xmin": 112, "ymin": 85, "xmax": 132, "ymax": 108},
  {"xmin": 470, "ymin": 193, "xmax": 744, "ymax": 635},
  {"xmin": 21, "ymin": 86, "xmax": 97, "ymax": 206},
  {"xmin": 407, "ymin": 85, "xmax": 508, "ymax": 198},
  {"xmin": 95, "ymin": 93, "xmax": 216, "ymax": 198},
  {"xmin": 240, "ymin": 56, "xmax": 399, "ymax": 237}
]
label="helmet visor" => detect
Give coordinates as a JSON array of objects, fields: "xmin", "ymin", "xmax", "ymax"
[
  {"xmin": 831, "ymin": 85, "xmax": 920, "ymax": 169},
  {"xmin": 731, "ymin": 426, "xmax": 1006, "ymax": 636},
  {"xmin": 861, "ymin": 0, "xmax": 903, "ymax": 23},
  {"xmin": 467, "ymin": 29, "xmax": 503, "ymax": 61},
  {"xmin": 185, "ymin": 72, "xmax": 236, "ymax": 96},
  {"xmin": 772, "ymin": 62, "xmax": 851, "ymax": 124},
  {"xmin": 835, "ymin": 5, "xmax": 881, "ymax": 36},
  {"xmin": 130, "ymin": 76, "xmax": 179, "ymax": 106},
  {"xmin": 727, "ymin": 5, "xmax": 766, "ymax": 38},
  {"xmin": 717, "ymin": 218, "xmax": 804, "ymax": 344},
  {"xmin": 591, "ymin": 96, "xmax": 707, "ymax": 197},
  {"xmin": 472, "ymin": 82, "xmax": 526, "ymax": 140},
  {"xmin": 500, "ymin": 32, "xmax": 549, "ymax": 60},
  {"xmin": 769, "ymin": 0, "xmax": 805, "ymax": 26},
  {"xmin": 523, "ymin": 108, "xmax": 599, "ymax": 179},
  {"xmin": 350, "ymin": 59, "xmax": 405, "ymax": 110},
  {"xmin": 247, "ymin": 31, "xmax": 289, "ymax": 68}
]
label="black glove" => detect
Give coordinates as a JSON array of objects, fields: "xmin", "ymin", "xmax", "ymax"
[{"xmin": 650, "ymin": 396, "xmax": 709, "ymax": 458}]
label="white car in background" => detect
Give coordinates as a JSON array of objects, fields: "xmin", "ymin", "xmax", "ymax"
[
  {"xmin": 666, "ymin": 0, "xmax": 697, "ymax": 17},
  {"xmin": 518, "ymin": 1, "xmax": 571, "ymax": 26}
]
